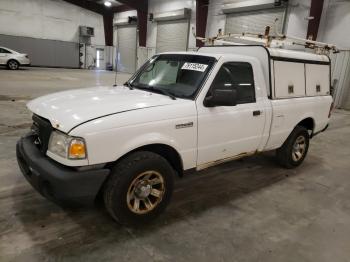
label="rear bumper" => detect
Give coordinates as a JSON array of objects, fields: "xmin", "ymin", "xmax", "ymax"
[
  {"xmin": 17, "ymin": 57, "xmax": 30, "ymax": 65},
  {"xmin": 16, "ymin": 134, "xmax": 110, "ymax": 206}
]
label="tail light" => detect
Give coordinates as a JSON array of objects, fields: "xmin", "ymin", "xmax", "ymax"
[{"xmin": 328, "ymin": 102, "xmax": 334, "ymax": 118}]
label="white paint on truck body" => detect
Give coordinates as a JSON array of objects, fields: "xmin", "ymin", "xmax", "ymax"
[{"xmin": 27, "ymin": 46, "xmax": 332, "ymax": 170}]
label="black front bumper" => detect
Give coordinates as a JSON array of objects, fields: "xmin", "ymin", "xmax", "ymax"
[{"xmin": 16, "ymin": 134, "xmax": 110, "ymax": 206}]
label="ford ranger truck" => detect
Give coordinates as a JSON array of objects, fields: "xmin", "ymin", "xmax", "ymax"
[{"xmin": 16, "ymin": 46, "xmax": 333, "ymax": 225}]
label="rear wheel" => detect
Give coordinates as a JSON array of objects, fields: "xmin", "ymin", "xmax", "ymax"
[
  {"xmin": 7, "ymin": 60, "xmax": 19, "ymax": 70},
  {"xmin": 103, "ymin": 151, "xmax": 175, "ymax": 225},
  {"xmin": 276, "ymin": 126, "xmax": 310, "ymax": 168}
]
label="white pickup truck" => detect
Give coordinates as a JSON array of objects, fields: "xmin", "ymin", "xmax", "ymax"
[{"xmin": 16, "ymin": 46, "xmax": 333, "ymax": 225}]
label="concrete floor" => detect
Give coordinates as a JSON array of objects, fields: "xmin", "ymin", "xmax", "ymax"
[{"xmin": 1, "ymin": 67, "xmax": 350, "ymax": 262}]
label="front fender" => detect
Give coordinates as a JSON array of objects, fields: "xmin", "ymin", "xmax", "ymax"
[{"xmin": 69, "ymin": 103, "xmax": 198, "ymax": 169}]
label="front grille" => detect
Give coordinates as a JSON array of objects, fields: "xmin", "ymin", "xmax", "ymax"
[{"xmin": 31, "ymin": 114, "xmax": 53, "ymax": 153}]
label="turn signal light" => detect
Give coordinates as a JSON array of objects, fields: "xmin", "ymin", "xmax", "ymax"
[{"xmin": 69, "ymin": 139, "xmax": 86, "ymax": 159}]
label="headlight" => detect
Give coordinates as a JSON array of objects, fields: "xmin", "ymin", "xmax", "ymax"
[{"xmin": 48, "ymin": 131, "xmax": 87, "ymax": 159}]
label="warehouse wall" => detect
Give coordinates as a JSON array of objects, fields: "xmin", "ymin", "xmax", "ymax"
[
  {"xmin": 112, "ymin": 0, "xmax": 314, "ymax": 58},
  {"xmin": 113, "ymin": 10, "xmax": 138, "ymax": 46},
  {"xmin": 147, "ymin": 0, "xmax": 197, "ymax": 51},
  {"xmin": 284, "ymin": 0, "xmax": 311, "ymax": 38},
  {"xmin": 317, "ymin": 0, "xmax": 350, "ymax": 109},
  {"xmin": 0, "ymin": 0, "xmax": 105, "ymax": 45},
  {"xmin": 318, "ymin": 0, "xmax": 350, "ymax": 49},
  {"xmin": 145, "ymin": 0, "xmax": 312, "ymax": 52},
  {"xmin": 206, "ymin": 0, "xmax": 311, "ymax": 38},
  {"xmin": 111, "ymin": 0, "xmax": 315, "ymax": 71},
  {"xmin": 206, "ymin": 0, "xmax": 226, "ymax": 37}
]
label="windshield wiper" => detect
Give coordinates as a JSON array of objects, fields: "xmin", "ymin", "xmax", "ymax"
[
  {"xmin": 149, "ymin": 87, "xmax": 176, "ymax": 100},
  {"xmin": 131, "ymin": 85, "xmax": 177, "ymax": 100},
  {"xmin": 124, "ymin": 82, "xmax": 134, "ymax": 90}
]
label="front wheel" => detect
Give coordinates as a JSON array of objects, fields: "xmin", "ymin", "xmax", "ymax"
[
  {"xmin": 7, "ymin": 60, "xmax": 19, "ymax": 70},
  {"xmin": 103, "ymin": 151, "xmax": 175, "ymax": 225},
  {"xmin": 276, "ymin": 126, "xmax": 310, "ymax": 168}
]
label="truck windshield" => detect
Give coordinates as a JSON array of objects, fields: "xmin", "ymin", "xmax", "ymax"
[{"xmin": 128, "ymin": 54, "xmax": 216, "ymax": 100}]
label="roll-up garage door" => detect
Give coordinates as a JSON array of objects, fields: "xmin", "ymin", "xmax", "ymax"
[
  {"xmin": 0, "ymin": 34, "xmax": 79, "ymax": 68},
  {"xmin": 117, "ymin": 25, "xmax": 137, "ymax": 74},
  {"xmin": 156, "ymin": 19, "xmax": 189, "ymax": 53},
  {"xmin": 225, "ymin": 8, "xmax": 285, "ymax": 36}
]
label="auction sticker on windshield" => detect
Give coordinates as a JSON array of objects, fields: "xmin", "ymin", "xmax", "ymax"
[{"xmin": 181, "ymin": 63, "xmax": 208, "ymax": 72}]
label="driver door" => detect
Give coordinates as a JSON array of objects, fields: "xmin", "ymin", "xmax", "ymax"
[{"xmin": 196, "ymin": 61, "xmax": 266, "ymax": 168}]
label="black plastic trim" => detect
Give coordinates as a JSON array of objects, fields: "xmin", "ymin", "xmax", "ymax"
[
  {"xmin": 311, "ymin": 124, "xmax": 329, "ymax": 138},
  {"xmin": 16, "ymin": 134, "xmax": 110, "ymax": 206},
  {"xmin": 326, "ymin": 54, "xmax": 332, "ymax": 94},
  {"xmin": 32, "ymin": 114, "xmax": 52, "ymax": 153}
]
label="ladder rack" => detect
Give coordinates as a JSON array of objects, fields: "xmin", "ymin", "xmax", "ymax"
[{"xmin": 193, "ymin": 19, "xmax": 343, "ymax": 55}]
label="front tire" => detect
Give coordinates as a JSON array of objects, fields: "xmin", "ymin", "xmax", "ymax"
[
  {"xmin": 7, "ymin": 60, "xmax": 19, "ymax": 70},
  {"xmin": 103, "ymin": 151, "xmax": 175, "ymax": 225},
  {"xmin": 276, "ymin": 126, "xmax": 310, "ymax": 168}
]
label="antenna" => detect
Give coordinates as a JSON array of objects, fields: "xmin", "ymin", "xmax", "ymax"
[{"xmin": 113, "ymin": 47, "xmax": 118, "ymax": 87}]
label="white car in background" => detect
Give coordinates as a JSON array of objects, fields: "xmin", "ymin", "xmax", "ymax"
[{"xmin": 0, "ymin": 46, "xmax": 30, "ymax": 70}]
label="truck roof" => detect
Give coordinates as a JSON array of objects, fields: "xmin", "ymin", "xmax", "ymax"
[
  {"xmin": 157, "ymin": 51, "xmax": 221, "ymax": 59},
  {"xmin": 159, "ymin": 46, "xmax": 330, "ymax": 63}
]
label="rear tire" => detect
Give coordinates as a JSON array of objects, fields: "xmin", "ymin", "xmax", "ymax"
[
  {"xmin": 103, "ymin": 151, "xmax": 175, "ymax": 225},
  {"xmin": 7, "ymin": 60, "xmax": 19, "ymax": 70},
  {"xmin": 276, "ymin": 126, "xmax": 310, "ymax": 168}
]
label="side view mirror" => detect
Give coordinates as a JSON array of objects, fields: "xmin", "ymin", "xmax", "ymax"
[{"xmin": 204, "ymin": 88, "xmax": 237, "ymax": 107}]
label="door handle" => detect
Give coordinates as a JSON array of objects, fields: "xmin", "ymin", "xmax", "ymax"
[{"xmin": 253, "ymin": 110, "xmax": 262, "ymax": 116}]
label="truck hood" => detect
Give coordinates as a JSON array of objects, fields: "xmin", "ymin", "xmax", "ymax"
[{"xmin": 27, "ymin": 86, "xmax": 184, "ymax": 133}]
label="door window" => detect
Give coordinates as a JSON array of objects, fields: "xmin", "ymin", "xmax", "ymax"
[
  {"xmin": 209, "ymin": 62, "xmax": 256, "ymax": 104},
  {"xmin": 0, "ymin": 48, "xmax": 11, "ymax": 54}
]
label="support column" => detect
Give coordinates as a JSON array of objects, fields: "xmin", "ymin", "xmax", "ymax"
[
  {"xmin": 307, "ymin": 0, "xmax": 325, "ymax": 40},
  {"xmin": 196, "ymin": 0, "xmax": 209, "ymax": 47},
  {"xmin": 137, "ymin": 9, "xmax": 148, "ymax": 47},
  {"xmin": 103, "ymin": 13, "xmax": 114, "ymax": 46}
]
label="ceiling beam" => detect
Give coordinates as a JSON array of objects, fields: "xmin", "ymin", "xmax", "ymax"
[
  {"xmin": 111, "ymin": 4, "xmax": 134, "ymax": 13},
  {"xmin": 307, "ymin": 0, "xmax": 325, "ymax": 40},
  {"xmin": 62, "ymin": 0, "xmax": 105, "ymax": 15},
  {"xmin": 115, "ymin": 0, "xmax": 148, "ymax": 13}
]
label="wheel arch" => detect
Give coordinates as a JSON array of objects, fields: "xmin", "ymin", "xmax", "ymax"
[
  {"xmin": 107, "ymin": 143, "xmax": 184, "ymax": 177},
  {"xmin": 296, "ymin": 117, "xmax": 315, "ymax": 134},
  {"xmin": 96, "ymin": 143, "xmax": 184, "ymax": 203},
  {"xmin": 7, "ymin": 58, "xmax": 19, "ymax": 64}
]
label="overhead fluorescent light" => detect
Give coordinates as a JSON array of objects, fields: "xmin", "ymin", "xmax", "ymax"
[{"xmin": 104, "ymin": 1, "xmax": 112, "ymax": 7}]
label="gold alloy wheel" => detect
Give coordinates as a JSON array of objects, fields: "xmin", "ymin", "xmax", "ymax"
[
  {"xmin": 292, "ymin": 135, "xmax": 306, "ymax": 162},
  {"xmin": 126, "ymin": 171, "xmax": 165, "ymax": 214}
]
